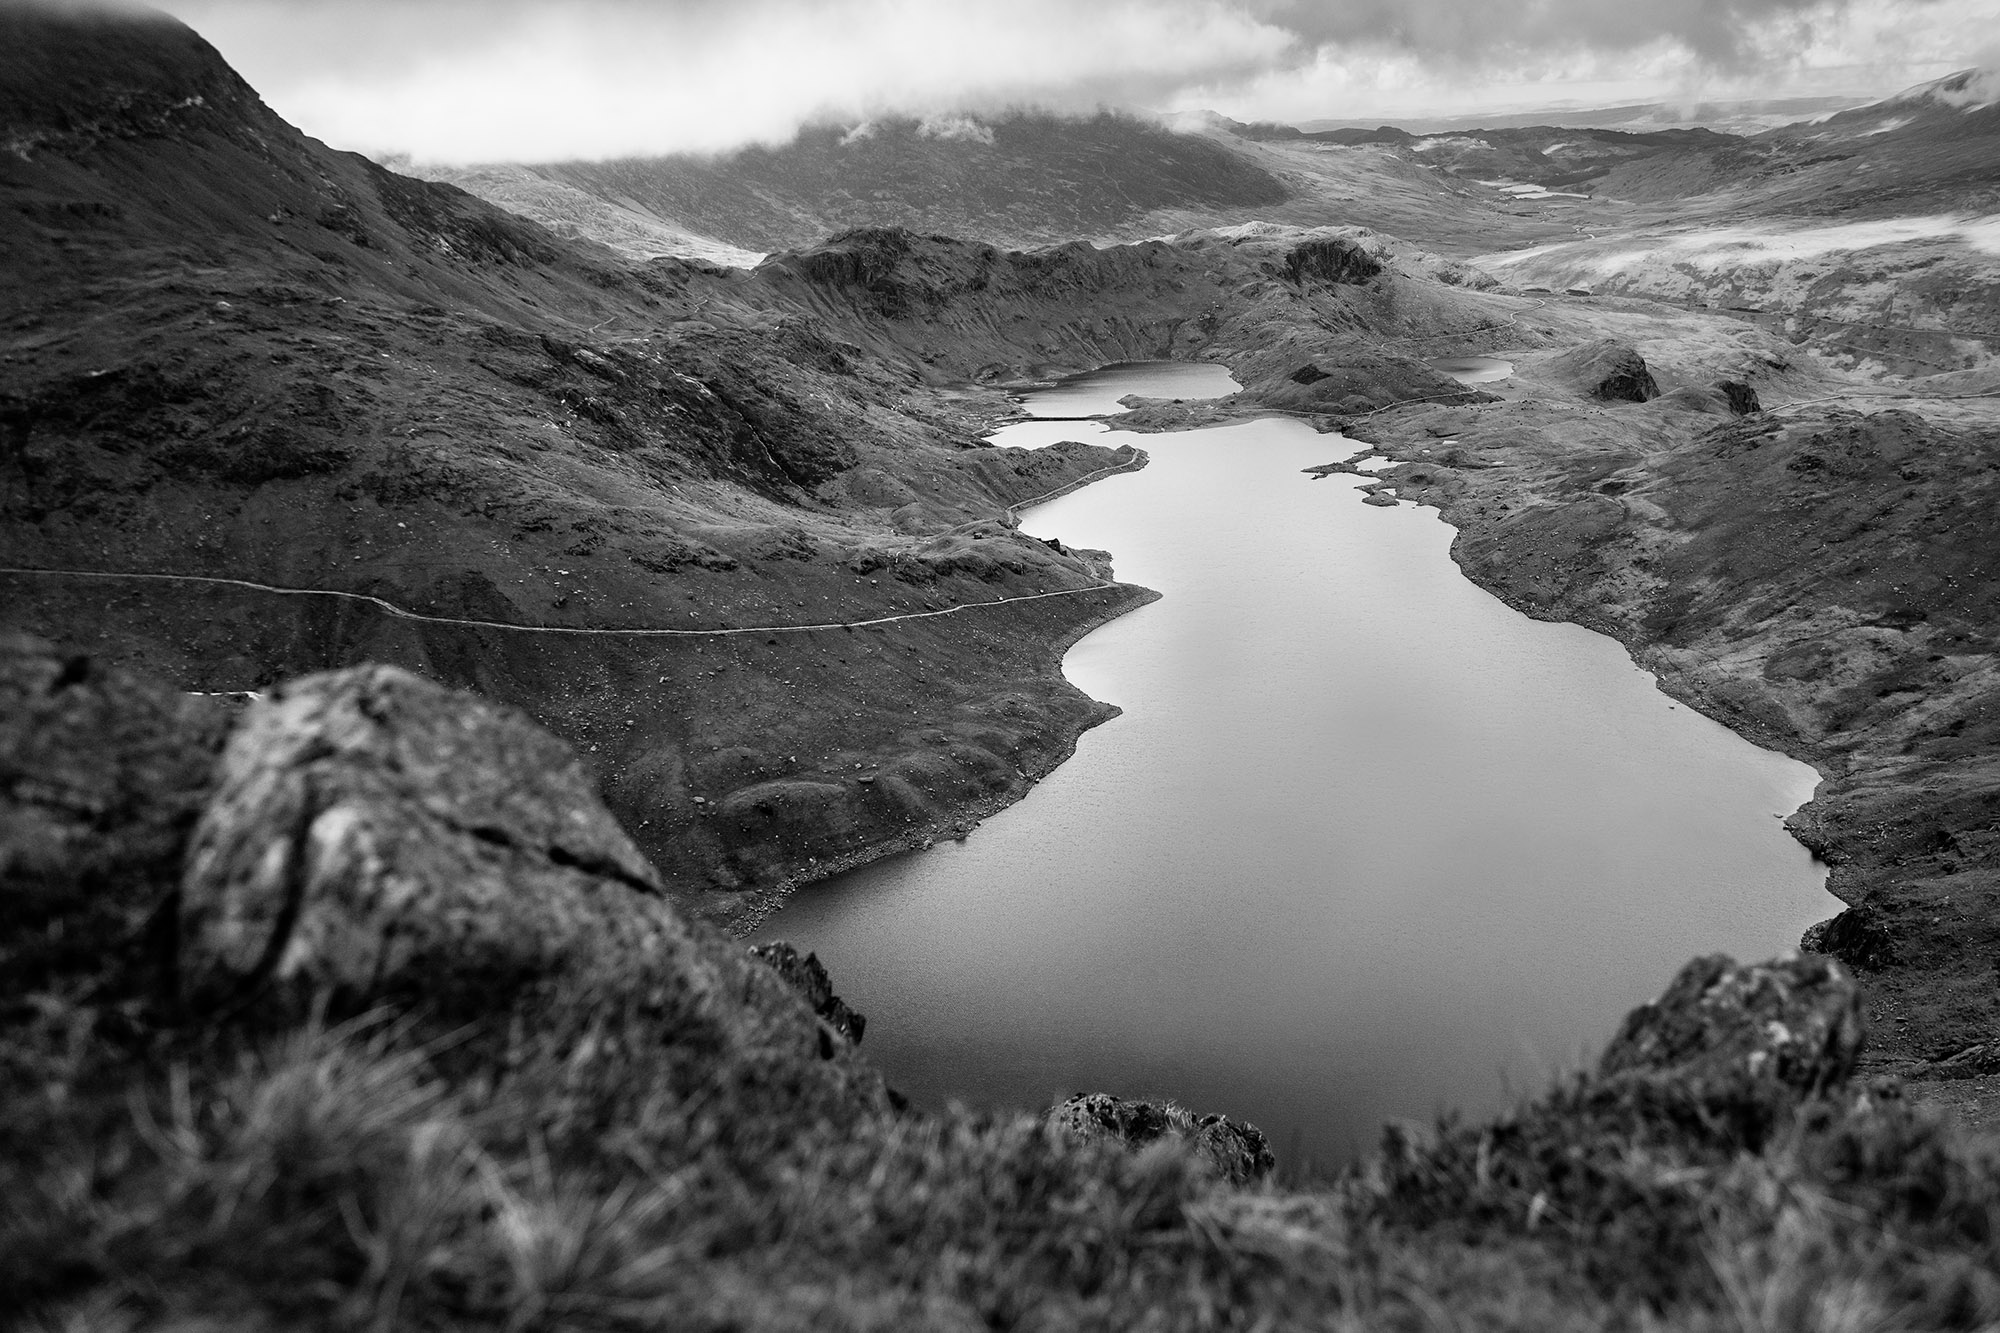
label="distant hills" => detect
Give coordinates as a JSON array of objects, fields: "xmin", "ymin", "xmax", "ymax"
[
  {"xmin": 1293, "ymin": 93, "xmax": 1871, "ymax": 137},
  {"xmin": 423, "ymin": 111, "xmax": 1288, "ymax": 260},
  {"xmin": 414, "ymin": 72, "xmax": 1996, "ymax": 270}
]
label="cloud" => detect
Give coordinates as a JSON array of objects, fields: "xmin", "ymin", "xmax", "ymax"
[
  {"xmin": 154, "ymin": 0, "xmax": 1291, "ymax": 160},
  {"xmin": 145, "ymin": 0, "xmax": 1998, "ymax": 161},
  {"xmin": 916, "ymin": 113, "xmax": 995, "ymax": 144}
]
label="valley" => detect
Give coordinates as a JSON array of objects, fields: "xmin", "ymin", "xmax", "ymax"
[{"xmin": 6, "ymin": 5, "xmax": 2000, "ymax": 1326}]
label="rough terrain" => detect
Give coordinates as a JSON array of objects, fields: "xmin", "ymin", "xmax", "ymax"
[
  {"xmin": 9, "ymin": 10, "xmax": 2000, "ymax": 1324},
  {"xmin": 8, "ymin": 630, "xmax": 2000, "ymax": 1330},
  {"xmin": 0, "ymin": 9, "xmax": 1184, "ymax": 922},
  {"xmin": 1334, "ymin": 306, "xmax": 2000, "ymax": 1128},
  {"xmin": 6, "ymin": 9, "xmax": 1573, "ymax": 923}
]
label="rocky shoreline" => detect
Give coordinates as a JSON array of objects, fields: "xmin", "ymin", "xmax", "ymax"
[
  {"xmin": 728, "ymin": 576, "xmax": 1162, "ymax": 929},
  {"xmin": 1321, "ymin": 344, "xmax": 2000, "ymax": 1127}
]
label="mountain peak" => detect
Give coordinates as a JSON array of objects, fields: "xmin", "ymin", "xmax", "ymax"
[{"xmin": 0, "ymin": 5, "xmax": 262, "ymax": 155}]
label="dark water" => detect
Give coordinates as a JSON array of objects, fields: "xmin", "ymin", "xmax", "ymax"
[
  {"xmin": 756, "ymin": 364, "xmax": 1834, "ymax": 1166},
  {"xmin": 1429, "ymin": 356, "xmax": 1515, "ymax": 384}
]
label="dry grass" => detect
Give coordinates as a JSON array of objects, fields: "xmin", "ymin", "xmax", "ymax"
[{"xmin": 5, "ymin": 990, "xmax": 2000, "ymax": 1331}]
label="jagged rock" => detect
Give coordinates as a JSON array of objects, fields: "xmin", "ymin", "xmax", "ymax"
[
  {"xmin": 1598, "ymin": 953, "xmax": 1864, "ymax": 1097},
  {"xmin": 177, "ymin": 664, "xmax": 707, "ymax": 1016},
  {"xmin": 1284, "ymin": 237, "xmax": 1383, "ymax": 286},
  {"xmin": 750, "ymin": 941, "xmax": 866, "ymax": 1045},
  {"xmin": 1802, "ymin": 905, "xmax": 1896, "ymax": 971},
  {"xmin": 1546, "ymin": 339, "xmax": 1660, "ymax": 403},
  {"xmin": 1048, "ymin": 1092, "xmax": 1275, "ymax": 1184}
]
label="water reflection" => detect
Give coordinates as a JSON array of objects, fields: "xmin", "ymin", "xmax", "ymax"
[
  {"xmin": 757, "ymin": 365, "xmax": 1834, "ymax": 1167},
  {"xmin": 1428, "ymin": 356, "xmax": 1515, "ymax": 385}
]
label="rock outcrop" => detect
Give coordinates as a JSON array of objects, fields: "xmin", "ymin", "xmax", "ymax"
[
  {"xmin": 3, "ymin": 635, "xmax": 889, "ymax": 1128},
  {"xmin": 1802, "ymin": 905, "xmax": 1898, "ymax": 972},
  {"xmin": 1284, "ymin": 237, "xmax": 1383, "ymax": 286},
  {"xmin": 1047, "ymin": 1092, "xmax": 1275, "ymax": 1184},
  {"xmin": 1545, "ymin": 339, "xmax": 1661, "ymax": 402},
  {"xmin": 750, "ymin": 941, "xmax": 867, "ymax": 1046},
  {"xmin": 178, "ymin": 664, "xmax": 681, "ymax": 1013},
  {"xmin": 1716, "ymin": 379, "xmax": 1762, "ymax": 414},
  {"xmin": 1598, "ymin": 953, "xmax": 1865, "ymax": 1096}
]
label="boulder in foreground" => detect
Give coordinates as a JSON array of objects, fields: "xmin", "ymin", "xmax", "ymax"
[{"xmin": 1599, "ymin": 952, "xmax": 1865, "ymax": 1096}]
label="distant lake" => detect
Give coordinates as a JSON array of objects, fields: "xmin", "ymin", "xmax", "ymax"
[
  {"xmin": 1019, "ymin": 360, "xmax": 1241, "ymax": 418},
  {"xmin": 757, "ymin": 362, "xmax": 1835, "ymax": 1169},
  {"xmin": 1429, "ymin": 356, "xmax": 1514, "ymax": 384}
]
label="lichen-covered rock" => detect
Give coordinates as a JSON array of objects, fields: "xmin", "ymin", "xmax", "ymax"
[
  {"xmin": 1546, "ymin": 339, "xmax": 1660, "ymax": 403},
  {"xmin": 7, "ymin": 646, "xmax": 887, "ymax": 1134},
  {"xmin": 1598, "ymin": 953, "xmax": 1865, "ymax": 1097},
  {"xmin": 750, "ymin": 941, "xmax": 866, "ymax": 1045},
  {"xmin": 1049, "ymin": 1092, "xmax": 1275, "ymax": 1184},
  {"xmin": 178, "ymin": 665, "xmax": 689, "ymax": 1010}
]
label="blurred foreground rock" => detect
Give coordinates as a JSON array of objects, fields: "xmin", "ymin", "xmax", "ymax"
[
  {"xmin": 1599, "ymin": 952, "xmax": 1865, "ymax": 1096},
  {"xmin": 2, "ymin": 639, "xmax": 887, "ymax": 1124}
]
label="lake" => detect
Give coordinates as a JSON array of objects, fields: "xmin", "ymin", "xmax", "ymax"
[
  {"xmin": 755, "ymin": 362, "xmax": 1836, "ymax": 1168},
  {"xmin": 1429, "ymin": 356, "xmax": 1515, "ymax": 384}
]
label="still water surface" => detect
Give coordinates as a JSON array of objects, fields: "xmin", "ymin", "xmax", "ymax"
[
  {"xmin": 1429, "ymin": 356, "xmax": 1515, "ymax": 384},
  {"xmin": 757, "ymin": 362, "xmax": 1836, "ymax": 1166}
]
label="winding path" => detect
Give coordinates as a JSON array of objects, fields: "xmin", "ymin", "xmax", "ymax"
[
  {"xmin": 0, "ymin": 457, "xmax": 1152, "ymax": 640},
  {"xmin": 0, "ymin": 565, "xmax": 1130, "ymax": 637}
]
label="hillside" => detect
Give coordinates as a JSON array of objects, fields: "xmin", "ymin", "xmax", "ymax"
[
  {"xmin": 0, "ymin": 7, "xmax": 1167, "ymax": 921},
  {"xmin": 2, "ymin": 9, "xmax": 1538, "ymax": 924},
  {"xmin": 428, "ymin": 111, "xmax": 1291, "ymax": 256},
  {"xmin": 9, "ymin": 8, "xmax": 2000, "ymax": 1329}
]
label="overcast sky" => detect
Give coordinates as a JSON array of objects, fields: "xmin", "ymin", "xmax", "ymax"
[{"xmin": 139, "ymin": 0, "xmax": 2000, "ymax": 161}]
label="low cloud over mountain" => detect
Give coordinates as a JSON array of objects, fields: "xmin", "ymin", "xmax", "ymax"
[{"xmin": 44, "ymin": 0, "xmax": 2000, "ymax": 160}]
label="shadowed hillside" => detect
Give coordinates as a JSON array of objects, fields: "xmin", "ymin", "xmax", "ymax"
[
  {"xmin": 0, "ymin": 7, "xmax": 1169, "ymax": 920},
  {"xmin": 430, "ymin": 110, "xmax": 1290, "ymax": 256}
]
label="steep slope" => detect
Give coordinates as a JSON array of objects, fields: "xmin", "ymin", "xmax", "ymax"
[
  {"xmin": 0, "ymin": 8, "xmax": 1159, "ymax": 920},
  {"xmin": 402, "ymin": 160, "xmax": 767, "ymax": 267}
]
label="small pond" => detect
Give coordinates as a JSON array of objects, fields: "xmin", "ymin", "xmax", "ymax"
[{"xmin": 1428, "ymin": 356, "xmax": 1515, "ymax": 385}]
